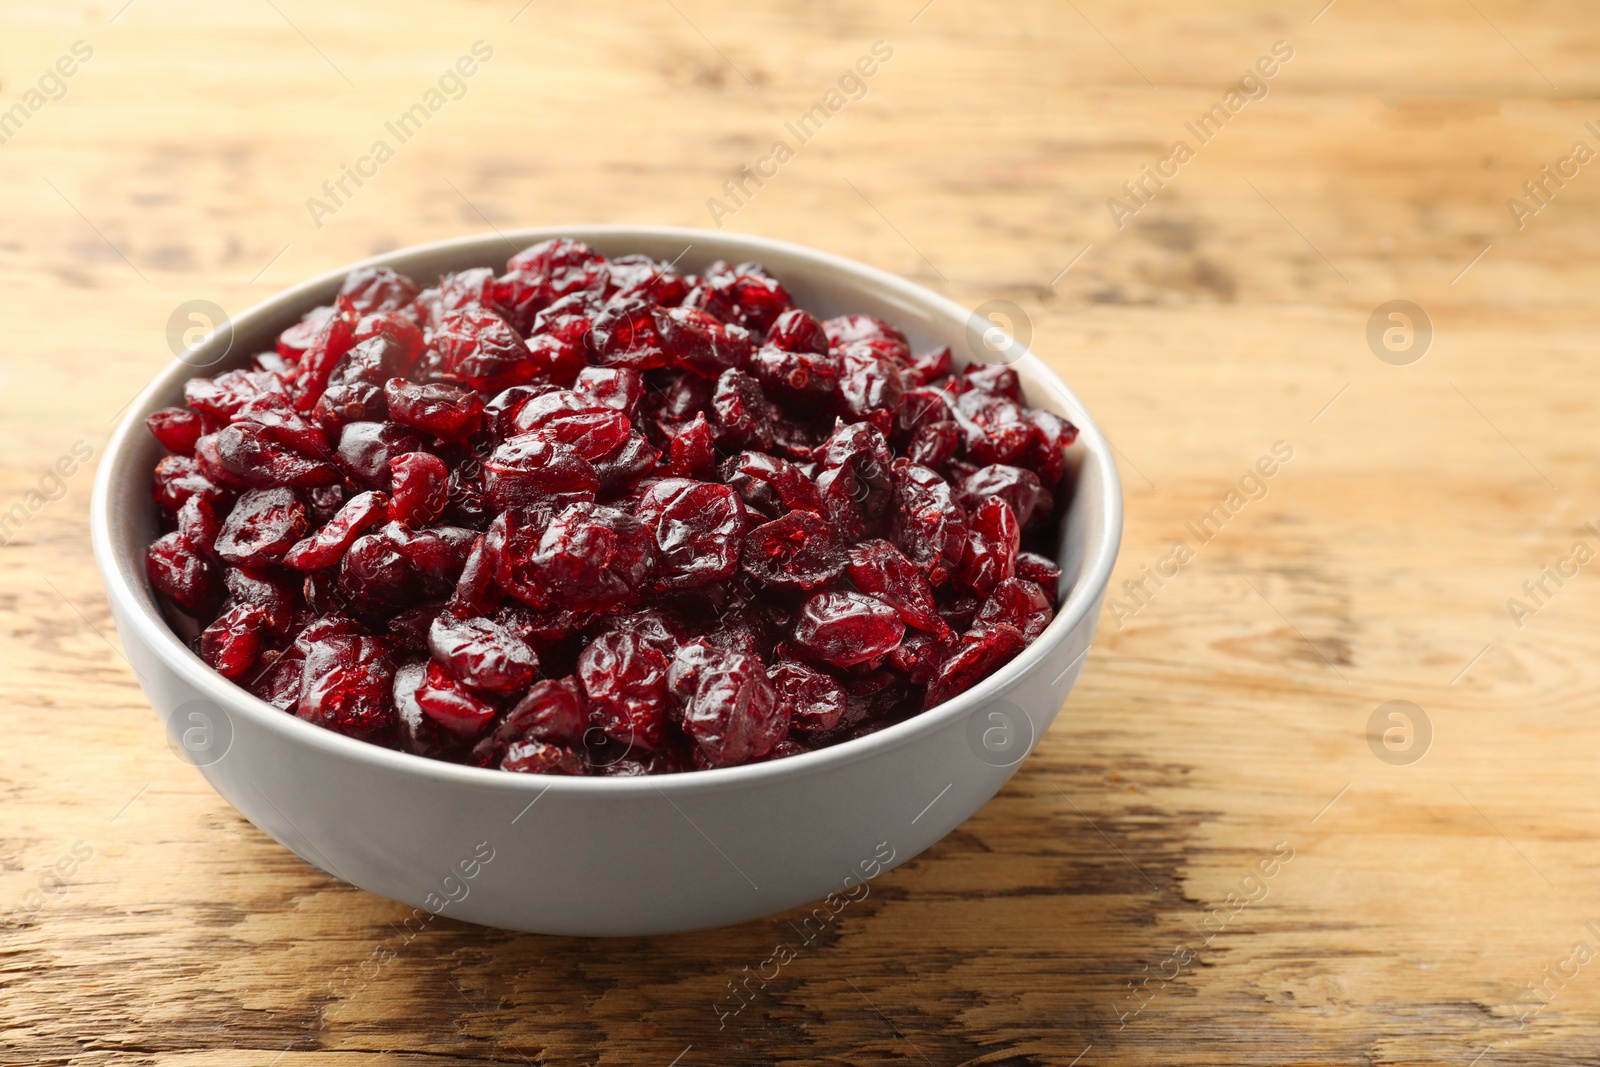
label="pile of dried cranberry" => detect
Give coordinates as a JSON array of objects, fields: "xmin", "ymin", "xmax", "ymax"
[{"xmin": 144, "ymin": 240, "xmax": 1076, "ymax": 775}]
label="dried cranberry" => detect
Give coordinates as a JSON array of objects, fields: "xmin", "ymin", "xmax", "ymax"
[
  {"xmin": 766, "ymin": 308, "xmax": 829, "ymax": 354},
  {"xmin": 975, "ymin": 577, "xmax": 1054, "ymax": 640},
  {"xmin": 146, "ymin": 407, "xmax": 205, "ymax": 455},
  {"xmin": 428, "ymin": 613, "xmax": 539, "ymax": 692},
  {"xmin": 502, "ymin": 739, "xmax": 586, "ymax": 775},
  {"xmin": 824, "ymin": 314, "xmax": 911, "ymax": 361},
  {"xmin": 1016, "ymin": 551, "xmax": 1064, "ymax": 602},
  {"xmin": 924, "ymin": 623, "xmax": 1026, "ymax": 708},
  {"xmin": 890, "ymin": 462, "xmax": 968, "ymax": 587},
  {"xmin": 297, "ymin": 634, "xmax": 397, "ymax": 742},
  {"xmin": 146, "ymin": 531, "xmax": 219, "ymax": 614},
  {"xmin": 383, "ymin": 378, "xmax": 484, "ymax": 440},
  {"xmin": 388, "ymin": 452, "xmax": 450, "ymax": 527},
  {"xmin": 473, "ymin": 676, "xmax": 587, "ymax": 767},
  {"xmin": 957, "ymin": 464, "xmax": 1042, "ymax": 526},
  {"xmin": 435, "ymin": 309, "xmax": 533, "ymax": 390},
  {"xmin": 653, "ymin": 306, "xmax": 752, "ymax": 378},
  {"xmin": 579, "ymin": 629, "xmax": 672, "ymax": 750},
  {"xmin": 741, "ymin": 511, "xmax": 845, "ymax": 592},
  {"xmin": 414, "ymin": 660, "xmax": 498, "ymax": 738},
  {"xmin": 710, "ymin": 369, "xmax": 775, "ymax": 450},
  {"xmin": 335, "ymin": 421, "xmax": 424, "ymax": 489},
  {"xmin": 719, "ymin": 450, "xmax": 822, "ymax": 520},
  {"xmin": 767, "ymin": 660, "xmax": 846, "ymax": 735},
  {"xmin": 589, "ymin": 298, "xmax": 668, "ymax": 370},
  {"xmin": 199, "ymin": 603, "xmax": 269, "ymax": 679},
  {"xmin": 573, "ymin": 366, "xmax": 645, "ymax": 419},
  {"xmin": 671, "ymin": 643, "xmax": 787, "ymax": 768},
  {"xmin": 502, "ymin": 389, "xmax": 632, "ymax": 461},
  {"xmin": 956, "ymin": 495, "xmax": 1021, "ymax": 598},
  {"xmin": 632, "ymin": 478, "xmax": 744, "ymax": 590},
  {"xmin": 283, "ymin": 490, "xmax": 389, "ymax": 571},
  {"xmin": 526, "ymin": 502, "xmax": 656, "ymax": 609},
  {"xmin": 483, "ymin": 435, "xmax": 598, "ymax": 511},
  {"xmin": 791, "ymin": 591, "xmax": 904, "ymax": 668},
  {"xmin": 665, "ymin": 413, "xmax": 717, "ymax": 479},
  {"xmin": 846, "ymin": 539, "xmax": 948, "ymax": 635},
  {"xmin": 214, "ymin": 488, "xmax": 308, "ymax": 567}
]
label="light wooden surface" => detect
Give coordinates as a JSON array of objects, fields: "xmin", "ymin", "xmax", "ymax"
[{"xmin": 5, "ymin": 0, "xmax": 1600, "ymax": 1063}]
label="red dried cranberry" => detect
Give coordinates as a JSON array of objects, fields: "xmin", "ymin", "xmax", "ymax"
[
  {"xmin": 176, "ymin": 495, "xmax": 222, "ymax": 559},
  {"xmin": 665, "ymin": 413, "xmax": 717, "ymax": 479},
  {"xmin": 710, "ymin": 369, "xmax": 774, "ymax": 450},
  {"xmin": 435, "ymin": 309, "xmax": 533, "ymax": 390},
  {"xmin": 214, "ymin": 488, "xmax": 308, "ymax": 567},
  {"xmin": 685, "ymin": 264, "xmax": 790, "ymax": 336},
  {"xmin": 956, "ymin": 495, "xmax": 1021, "ymax": 597},
  {"xmin": 632, "ymin": 478, "xmax": 744, "ymax": 590},
  {"xmin": 383, "ymin": 378, "xmax": 484, "ymax": 440},
  {"xmin": 146, "ymin": 408, "xmax": 205, "ymax": 455},
  {"xmin": 846, "ymin": 539, "xmax": 948, "ymax": 635},
  {"xmin": 483, "ymin": 434, "xmax": 599, "ymax": 511},
  {"xmin": 502, "ymin": 389, "xmax": 632, "ymax": 461},
  {"xmin": 283, "ymin": 490, "xmax": 389, "ymax": 571},
  {"xmin": 719, "ymin": 450, "xmax": 822, "ymax": 520},
  {"xmin": 890, "ymin": 462, "xmax": 968, "ymax": 587},
  {"xmin": 957, "ymin": 464, "xmax": 1042, "ymax": 526},
  {"xmin": 389, "ymin": 452, "xmax": 450, "ymax": 527},
  {"xmin": 573, "ymin": 366, "xmax": 645, "ymax": 419},
  {"xmin": 297, "ymin": 634, "xmax": 397, "ymax": 742},
  {"xmin": 502, "ymin": 739, "xmax": 586, "ymax": 775},
  {"xmin": 765, "ymin": 308, "xmax": 828, "ymax": 354},
  {"xmin": 339, "ymin": 266, "xmax": 420, "ymax": 315},
  {"xmin": 905, "ymin": 345, "xmax": 952, "ymax": 386},
  {"xmin": 835, "ymin": 345, "xmax": 906, "ymax": 437},
  {"xmin": 527, "ymin": 502, "xmax": 656, "ymax": 609},
  {"xmin": 670, "ymin": 643, "xmax": 787, "ymax": 768},
  {"xmin": 146, "ymin": 531, "xmax": 219, "ymax": 614},
  {"xmin": 653, "ymin": 306, "xmax": 752, "ymax": 378},
  {"xmin": 414, "ymin": 660, "xmax": 498, "ymax": 738},
  {"xmin": 335, "ymin": 421, "xmax": 424, "ymax": 489},
  {"xmin": 579, "ymin": 629, "xmax": 672, "ymax": 750},
  {"xmin": 200, "ymin": 602, "xmax": 269, "ymax": 679},
  {"xmin": 790, "ymin": 591, "xmax": 905, "ymax": 668},
  {"xmin": 427, "ymin": 613, "xmax": 539, "ymax": 691},
  {"xmin": 767, "ymin": 660, "xmax": 846, "ymax": 735},
  {"xmin": 151, "ymin": 456, "xmax": 230, "ymax": 516},
  {"xmin": 824, "ymin": 314, "xmax": 912, "ymax": 361},
  {"xmin": 392, "ymin": 661, "xmax": 460, "ymax": 758},
  {"xmin": 277, "ymin": 306, "xmax": 336, "ymax": 360},
  {"xmin": 975, "ymin": 577, "xmax": 1054, "ymax": 640},
  {"xmin": 474, "ymin": 676, "xmax": 587, "ymax": 767},
  {"xmin": 589, "ymin": 298, "xmax": 668, "ymax": 370},
  {"xmin": 741, "ymin": 511, "xmax": 845, "ymax": 592},
  {"xmin": 924, "ymin": 623, "xmax": 1026, "ymax": 708},
  {"xmin": 1015, "ymin": 551, "xmax": 1064, "ymax": 602}
]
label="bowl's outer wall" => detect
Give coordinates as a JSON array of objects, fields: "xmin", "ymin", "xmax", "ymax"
[{"xmin": 95, "ymin": 228, "xmax": 1122, "ymax": 935}]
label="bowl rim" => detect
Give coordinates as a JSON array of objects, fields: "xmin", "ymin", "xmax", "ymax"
[{"xmin": 91, "ymin": 225, "xmax": 1124, "ymax": 797}]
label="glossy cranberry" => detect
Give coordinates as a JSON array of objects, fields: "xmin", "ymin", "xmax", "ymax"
[
  {"xmin": 589, "ymin": 298, "xmax": 668, "ymax": 370},
  {"xmin": 388, "ymin": 452, "xmax": 450, "ymax": 527},
  {"xmin": 741, "ymin": 511, "xmax": 845, "ymax": 592},
  {"xmin": 653, "ymin": 306, "xmax": 752, "ymax": 378},
  {"xmin": 502, "ymin": 389, "xmax": 632, "ymax": 461},
  {"xmin": 823, "ymin": 314, "xmax": 912, "ymax": 361},
  {"xmin": 905, "ymin": 345, "xmax": 952, "ymax": 386},
  {"xmin": 605, "ymin": 253, "xmax": 688, "ymax": 306},
  {"xmin": 632, "ymin": 478, "xmax": 744, "ymax": 590},
  {"xmin": 767, "ymin": 660, "xmax": 846, "ymax": 735},
  {"xmin": 957, "ymin": 464, "xmax": 1042, "ymax": 526},
  {"xmin": 526, "ymin": 502, "xmax": 656, "ymax": 609},
  {"xmin": 975, "ymin": 577, "xmax": 1054, "ymax": 640},
  {"xmin": 277, "ymin": 305, "xmax": 336, "ymax": 360},
  {"xmin": 665, "ymin": 413, "xmax": 717, "ymax": 479},
  {"xmin": 765, "ymin": 308, "xmax": 829, "ymax": 354},
  {"xmin": 924, "ymin": 623, "xmax": 1026, "ymax": 708},
  {"xmin": 146, "ymin": 531, "xmax": 219, "ymax": 614},
  {"xmin": 428, "ymin": 613, "xmax": 539, "ymax": 691},
  {"xmin": 199, "ymin": 602, "xmax": 268, "ymax": 679},
  {"xmin": 592, "ymin": 432, "xmax": 661, "ymax": 495},
  {"xmin": 890, "ymin": 462, "xmax": 968, "ymax": 587},
  {"xmin": 152, "ymin": 455, "xmax": 230, "ymax": 515},
  {"xmin": 283, "ymin": 490, "xmax": 389, "ymax": 571},
  {"xmin": 146, "ymin": 407, "xmax": 205, "ymax": 455},
  {"xmin": 383, "ymin": 378, "xmax": 483, "ymax": 440},
  {"xmin": 711, "ymin": 369, "xmax": 775, "ymax": 451},
  {"xmin": 956, "ymin": 495, "xmax": 1021, "ymax": 597},
  {"xmin": 483, "ymin": 435, "xmax": 599, "ymax": 511},
  {"xmin": 847, "ymin": 539, "xmax": 948, "ymax": 635},
  {"xmin": 685, "ymin": 264, "xmax": 790, "ymax": 336},
  {"xmin": 223, "ymin": 567, "xmax": 296, "ymax": 637},
  {"xmin": 473, "ymin": 676, "xmax": 587, "ymax": 767},
  {"xmin": 670, "ymin": 643, "xmax": 787, "ymax": 768},
  {"xmin": 1016, "ymin": 551, "xmax": 1064, "ymax": 602},
  {"xmin": 579, "ymin": 629, "xmax": 672, "ymax": 750},
  {"xmin": 574, "ymin": 366, "xmax": 645, "ymax": 419},
  {"xmin": 335, "ymin": 421, "xmax": 424, "ymax": 489},
  {"xmin": 502, "ymin": 739, "xmax": 586, "ymax": 775},
  {"xmin": 719, "ymin": 451, "xmax": 822, "ymax": 520},
  {"xmin": 176, "ymin": 495, "xmax": 222, "ymax": 559},
  {"xmin": 414, "ymin": 660, "xmax": 498, "ymax": 738},
  {"xmin": 434, "ymin": 309, "xmax": 533, "ymax": 390},
  {"xmin": 392, "ymin": 661, "xmax": 460, "ymax": 758},
  {"xmin": 835, "ymin": 345, "xmax": 906, "ymax": 437},
  {"xmin": 213, "ymin": 488, "xmax": 308, "ymax": 567},
  {"xmin": 791, "ymin": 591, "xmax": 905, "ymax": 668},
  {"xmin": 297, "ymin": 634, "xmax": 398, "ymax": 742}
]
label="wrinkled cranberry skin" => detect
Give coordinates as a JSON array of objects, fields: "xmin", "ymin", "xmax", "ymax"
[
  {"xmin": 389, "ymin": 452, "xmax": 450, "ymax": 527},
  {"xmin": 149, "ymin": 245, "xmax": 1077, "ymax": 776},
  {"xmin": 384, "ymin": 378, "xmax": 484, "ymax": 440},
  {"xmin": 671, "ymin": 643, "xmax": 788, "ymax": 768},
  {"xmin": 924, "ymin": 623, "xmax": 1026, "ymax": 709},
  {"xmin": 298, "ymin": 635, "xmax": 398, "ymax": 743},
  {"xmin": 147, "ymin": 532, "xmax": 219, "ymax": 614},
  {"xmin": 428, "ymin": 613, "xmax": 539, "ymax": 692},
  {"xmin": 502, "ymin": 739, "xmax": 587, "ymax": 775},
  {"xmin": 146, "ymin": 407, "xmax": 205, "ymax": 455},
  {"xmin": 526, "ymin": 502, "xmax": 657, "ymax": 610},
  {"xmin": 791, "ymin": 591, "xmax": 905, "ymax": 668},
  {"xmin": 957, "ymin": 464, "xmax": 1042, "ymax": 526},
  {"xmin": 415, "ymin": 660, "xmax": 499, "ymax": 738},
  {"xmin": 580, "ymin": 630, "xmax": 672, "ymax": 750},
  {"xmin": 741, "ymin": 511, "xmax": 845, "ymax": 592},
  {"xmin": 767, "ymin": 660, "xmax": 846, "ymax": 735},
  {"xmin": 214, "ymin": 488, "xmax": 308, "ymax": 567}
]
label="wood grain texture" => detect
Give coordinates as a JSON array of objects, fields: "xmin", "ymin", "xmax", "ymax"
[{"xmin": 3, "ymin": 0, "xmax": 1600, "ymax": 1063}]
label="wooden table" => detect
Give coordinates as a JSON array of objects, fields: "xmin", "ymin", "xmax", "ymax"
[{"xmin": 4, "ymin": 0, "xmax": 1597, "ymax": 1063}]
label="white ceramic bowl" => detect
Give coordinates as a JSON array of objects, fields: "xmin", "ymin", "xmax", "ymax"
[{"xmin": 91, "ymin": 227, "xmax": 1123, "ymax": 935}]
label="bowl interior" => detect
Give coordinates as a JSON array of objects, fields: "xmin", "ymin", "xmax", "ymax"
[{"xmin": 93, "ymin": 226, "xmax": 1123, "ymax": 792}]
